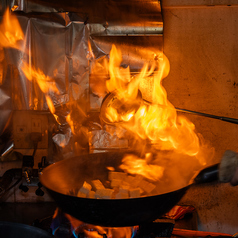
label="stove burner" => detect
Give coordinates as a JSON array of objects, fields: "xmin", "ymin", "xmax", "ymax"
[{"xmin": 50, "ymin": 208, "xmax": 175, "ymax": 238}]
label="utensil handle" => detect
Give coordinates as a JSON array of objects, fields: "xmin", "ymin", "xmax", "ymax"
[
  {"xmin": 193, "ymin": 163, "xmax": 219, "ymax": 184},
  {"xmin": 176, "ymin": 108, "xmax": 238, "ymax": 125}
]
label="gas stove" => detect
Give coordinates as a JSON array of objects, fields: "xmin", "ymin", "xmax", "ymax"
[{"xmin": 0, "ymin": 202, "xmax": 198, "ymax": 238}]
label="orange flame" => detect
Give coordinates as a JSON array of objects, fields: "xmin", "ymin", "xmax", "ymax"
[
  {"xmin": 0, "ymin": 9, "xmax": 24, "ymax": 49},
  {"xmin": 107, "ymin": 45, "xmax": 139, "ymax": 101},
  {"xmin": 0, "ymin": 9, "xmax": 59, "ymax": 116},
  {"xmin": 65, "ymin": 213, "xmax": 133, "ymax": 238},
  {"xmin": 105, "ymin": 45, "xmax": 200, "ymax": 157},
  {"xmin": 90, "ymin": 44, "xmax": 214, "ymax": 180},
  {"xmin": 87, "ymin": 40, "xmax": 95, "ymax": 60},
  {"xmin": 66, "ymin": 114, "xmax": 75, "ymax": 134},
  {"xmin": 120, "ymin": 154, "xmax": 164, "ymax": 181},
  {"xmin": 21, "ymin": 63, "xmax": 59, "ymax": 113}
]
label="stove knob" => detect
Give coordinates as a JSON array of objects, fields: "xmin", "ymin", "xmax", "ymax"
[
  {"xmin": 35, "ymin": 187, "xmax": 44, "ymax": 196},
  {"xmin": 35, "ymin": 182, "xmax": 44, "ymax": 196},
  {"xmin": 19, "ymin": 183, "xmax": 29, "ymax": 193}
]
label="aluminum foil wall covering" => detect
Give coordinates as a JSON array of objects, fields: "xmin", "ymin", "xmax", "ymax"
[{"xmin": 0, "ymin": 0, "xmax": 163, "ymax": 161}]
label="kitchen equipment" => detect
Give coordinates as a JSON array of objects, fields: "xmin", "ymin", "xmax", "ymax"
[
  {"xmin": 40, "ymin": 152, "xmax": 218, "ymax": 227},
  {"xmin": 100, "ymin": 92, "xmax": 238, "ymax": 125}
]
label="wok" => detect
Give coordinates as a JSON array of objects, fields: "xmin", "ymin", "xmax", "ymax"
[{"xmin": 40, "ymin": 152, "xmax": 218, "ymax": 227}]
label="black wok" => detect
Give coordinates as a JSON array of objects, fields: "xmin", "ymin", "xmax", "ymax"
[{"xmin": 40, "ymin": 152, "xmax": 218, "ymax": 227}]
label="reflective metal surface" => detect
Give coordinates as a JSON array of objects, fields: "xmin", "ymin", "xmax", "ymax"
[{"xmin": 0, "ymin": 1, "xmax": 163, "ymax": 160}]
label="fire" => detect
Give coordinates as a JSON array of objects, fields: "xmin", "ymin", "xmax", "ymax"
[
  {"xmin": 0, "ymin": 9, "xmax": 24, "ymax": 85},
  {"xmin": 0, "ymin": 9, "xmax": 24, "ymax": 49},
  {"xmin": 21, "ymin": 63, "xmax": 59, "ymax": 114},
  {"xmin": 65, "ymin": 212, "xmax": 133, "ymax": 238},
  {"xmin": 0, "ymin": 9, "xmax": 64, "ymax": 123},
  {"xmin": 103, "ymin": 44, "xmax": 201, "ymax": 157},
  {"xmin": 1, "ymin": 9, "xmax": 213, "ymax": 184},
  {"xmin": 0, "ymin": 9, "xmax": 59, "ymax": 114},
  {"xmin": 107, "ymin": 45, "xmax": 141, "ymax": 103},
  {"xmin": 93, "ymin": 44, "xmax": 214, "ymax": 180},
  {"xmin": 119, "ymin": 153, "xmax": 164, "ymax": 181},
  {"xmin": 87, "ymin": 40, "xmax": 95, "ymax": 60},
  {"xmin": 66, "ymin": 114, "xmax": 75, "ymax": 134}
]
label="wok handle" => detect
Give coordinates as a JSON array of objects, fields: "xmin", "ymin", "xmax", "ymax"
[{"xmin": 193, "ymin": 163, "xmax": 219, "ymax": 184}]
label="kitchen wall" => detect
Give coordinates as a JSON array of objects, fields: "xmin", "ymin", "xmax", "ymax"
[{"xmin": 162, "ymin": 0, "xmax": 238, "ymax": 234}]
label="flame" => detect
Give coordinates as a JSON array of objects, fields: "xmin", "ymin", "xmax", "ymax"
[
  {"xmin": 0, "ymin": 9, "xmax": 24, "ymax": 49},
  {"xmin": 107, "ymin": 45, "xmax": 139, "ymax": 101},
  {"xmin": 0, "ymin": 9, "xmax": 60, "ymax": 121},
  {"xmin": 21, "ymin": 63, "xmax": 59, "ymax": 113},
  {"xmin": 87, "ymin": 40, "xmax": 95, "ymax": 60},
  {"xmin": 104, "ymin": 45, "xmax": 200, "ymax": 157},
  {"xmin": 1, "ymin": 9, "xmax": 212, "ymax": 184},
  {"xmin": 65, "ymin": 213, "xmax": 133, "ymax": 238},
  {"xmin": 0, "ymin": 9, "xmax": 24, "ymax": 85},
  {"xmin": 119, "ymin": 154, "xmax": 164, "ymax": 181},
  {"xmin": 89, "ymin": 44, "xmax": 214, "ymax": 181},
  {"xmin": 66, "ymin": 114, "xmax": 74, "ymax": 134}
]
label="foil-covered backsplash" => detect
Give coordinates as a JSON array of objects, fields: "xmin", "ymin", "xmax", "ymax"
[{"xmin": 0, "ymin": 0, "xmax": 163, "ymax": 161}]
